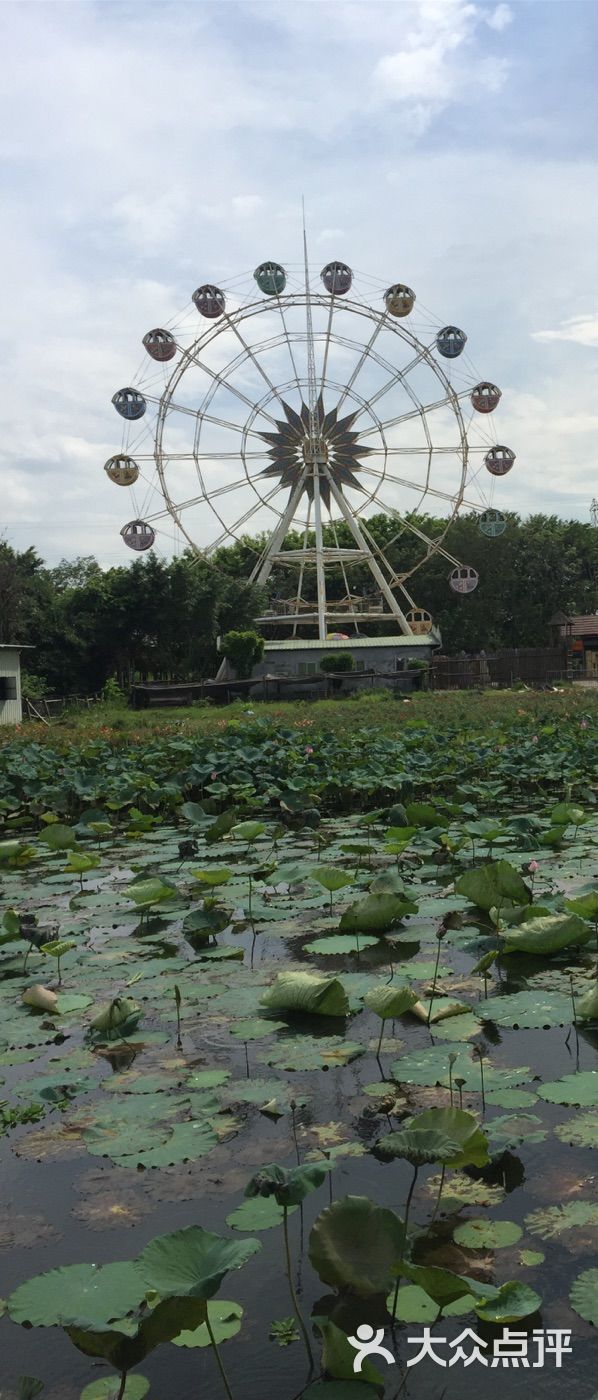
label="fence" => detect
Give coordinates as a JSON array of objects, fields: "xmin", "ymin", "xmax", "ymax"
[{"xmin": 429, "ymin": 647, "xmax": 570, "ymax": 691}]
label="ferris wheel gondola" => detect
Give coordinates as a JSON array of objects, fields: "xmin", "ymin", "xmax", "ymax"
[{"xmin": 104, "ymin": 240, "xmax": 515, "ymax": 636}]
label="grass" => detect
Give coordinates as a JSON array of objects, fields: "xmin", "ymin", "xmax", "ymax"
[{"xmin": 4, "ymin": 684, "xmax": 597, "ymax": 748}]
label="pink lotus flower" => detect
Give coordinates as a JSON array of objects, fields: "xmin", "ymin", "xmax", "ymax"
[
  {"xmin": 580, "ymin": 719, "xmax": 589, "ymax": 729},
  {"xmin": 305, "ymin": 745, "xmax": 314, "ymax": 755},
  {"xmin": 210, "ymin": 771, "xmax": 218, "ymax": 780},
  {"xmin": 529, "ymin": 859, "xmax": 539, "ymax": 873},
  {"xmin": 531, "ymin": 734, "xmax": 539, "ymax": 743}
]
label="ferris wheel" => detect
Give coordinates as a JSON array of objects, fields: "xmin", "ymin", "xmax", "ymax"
[{"xmin": 104, "ymin": 239, "xmax": 515, "ymax": 640}]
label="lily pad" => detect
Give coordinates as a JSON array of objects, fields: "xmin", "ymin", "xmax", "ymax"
[
  {"xmin": 172, "ymin": 1299, "xmax": 242, "ymax": 1348},
  {"xmin": 474, "ymin": 1281, "xmax": 541, "ymax": 1323},
  {"xmin": 485, "ymin": 990, "xmax": 573, "ymax": 1029},
  {"xmin": 453, "ymin": 1219, "xmax": 522, "ymax": 1250},
  {"xmin": 538, "ymin": 1071, "xmax": 598, "ymax": 1106},
  {"xmin": 80, "ymin": 1379, "xmax": 149, "ymax": 1400},
  {"xmin": 226, "ymin": 1198, "xmax": 297, "ymax": 1232},
  {"xmin": 570, "ymin": 1268, "xmax": 598, "ymax": 1326},
  {"xmin": 555, "ymin": 1111, "xmax": 598, "ymax": 1149},
  {"xmin": 525, "ymin": 1201, "xmax": 598, "ymax": 1240}
]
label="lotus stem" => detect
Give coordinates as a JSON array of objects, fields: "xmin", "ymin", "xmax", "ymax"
[
  {"xmin": 569, "ymin": 973, "xmax": 577, "ymax": 1026},
  {"xmin": 376, "ymin": 1019, "xmax": 385, "ymax": 1060},
  {"xmin": 429, "ymin": 1165, "xmax": 446, "ymax": 1227},
  {"xmin": 116, "ymin": 1371, "xmax": 128, "ymax": 1400},
  {"xmin": 391, "ymin": 1163, "xmax": 419, "ymax": 1325},
  {"xmin": 427, "ymin": 935, "xmax": 443, "ymax": 1026},
  {"xmin": 290, "ymin": 1100, "xmax": 301, "ymax": 1165},
  {"xmin": 282, "ymin": 1204, "xmax": 314, "ymax": 1370},
  {"xmin": 206, "ymin": 1309, "xmax": 235, "ymax": 1400}
]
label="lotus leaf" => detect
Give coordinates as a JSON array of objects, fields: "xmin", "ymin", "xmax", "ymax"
[
  {"xmin": 245, "ymin": 1162, "xmax": 327, "ymax": 1208},
  {"xmin": 124, "ymin": 877, "xmax": 177, "ymax": 908},
  {"xmin": 502, "ymin": 913, "xmax": 591, "ymax": 955},
  {"xmin": 260, "ymin": 971, "xmax": 349, "ymax": 1017},
  {"xmin": 309, "ymin": 866, "xmax": 353, "ymax": 894},
  {"xmin": 315, "ymin": 1319, "xmax": 384, "ymax": 1387},
  {"xmin": 402, "ymin": 1107, "xmax": 489, "ymax": 1168},
  {"xmin": 308, "ymin": 1195, "xmax": 404, "ymax": 1297},
  {"xmin": 474, "ymin": 1281, "xmax": 541, "ymax": 1323},
  {"xmin": 136, "ymin": 1225, "xmax": 260, "ymax": 1301},
  {"xmin": 570, "ymin": 1268, "xmax": 598, "ymax": 1326},
  {"xmin": 8, "ymin": 1260, "xmax": 144, "ymax": 1330},
  {"xmin": 576, "ymin": 983, "xmax": 598, "ymax": 1021},
  {"xmin": 340, "ymin": 892, "xmax": 417, "ymax": 933},
  {"xmin": 40, "ymin": 824, "xmax": 79, "ymax": 852},
  {"xmin": 364, "ymin": 982, "xmax": 418, "ymax": 1020},
  {"xmin": 455, "ymin": 860, "xmax": 531, "ymax": 912},
  {"xmin": 377, "ymin": 1126, "xmax": 461, "ymax": 1166},
  {"xmin": 388, "ymin": 1284, "xmax": 473, "ymax": 1323},
  {"xmin": 172, "ymin": 1298, "xmax": 242, "ymax": 1348},
  {"xmin": 397, "ymin": 1260, "xmax": 497, "ymax": 1306}
]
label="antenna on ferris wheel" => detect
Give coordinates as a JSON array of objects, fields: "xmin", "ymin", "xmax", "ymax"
[{"xmin": 591, "ymin": 499, "xmax": 598, "ymax": 528}]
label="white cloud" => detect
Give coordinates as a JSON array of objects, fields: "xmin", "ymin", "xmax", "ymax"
[
  {"xmin": 0, "ymin": 0, "xmax": 596, "ymax": 566},
  {"xmin": 532, "ymin": 315, "xmax": 598, "ymax": 348},
  {"xmin": 485, "ymin": 4, "xmax": 513, "ymax": 33},
  {"xmin": 371, "ymin": 0, "xmax": 509, "ymax": 127}
]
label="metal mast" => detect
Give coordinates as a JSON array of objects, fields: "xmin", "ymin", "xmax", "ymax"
[{"xmin": 303, "ymin": 205, "xmax": 328, "ymax": 641}]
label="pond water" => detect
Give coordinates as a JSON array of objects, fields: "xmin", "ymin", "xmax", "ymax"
[{"xmin": 1, "ymin": 811, "xmax": 598, "ymax": 1400}]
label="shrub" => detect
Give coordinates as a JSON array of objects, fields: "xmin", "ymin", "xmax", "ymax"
[
  {"xmin": 220, "ymin": 630, "xmax": 265, "ymax": 679},
  {"xmin": 319, "ymin": 652, "xmax": 355, "ymax": 675}
]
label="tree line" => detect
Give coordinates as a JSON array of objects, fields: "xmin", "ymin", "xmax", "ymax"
[{"xmin": 1, "ymin": 511, "xmax": 596, "ymax": 696}]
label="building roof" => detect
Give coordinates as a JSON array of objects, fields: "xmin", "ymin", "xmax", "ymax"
[
  {"xmin": 0, "ymin": 643, "xmax": 34, "ymax": 650},
  {"xmin": 554, "ymin": 615, "xmax": 598, "ymax": 638},
  {"xmin": 264, "ymin": 635, "xmax": 434, "ymax": 651}
]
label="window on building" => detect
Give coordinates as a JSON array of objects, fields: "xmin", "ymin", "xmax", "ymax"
[
  {"xmin": 0, "ymin": 676, "xmax": 17, "ymax": 701},
  {"xmin": 298, "ymin": 662, "xmax": 318, "ymax": 676}
]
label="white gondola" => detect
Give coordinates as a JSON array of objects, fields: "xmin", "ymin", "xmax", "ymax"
[
  {"xmin": 121, "ymin": 520, "xmax": 155, "ymax": 552},
  {"xmin": 449, "ymin": 565, "xmax": 479, "ymax": 594}
]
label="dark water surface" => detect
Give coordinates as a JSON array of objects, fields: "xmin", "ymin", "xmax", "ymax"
[{"xmin": 1, "ymin": 820, "xmax": 598, "ymax": 1400}]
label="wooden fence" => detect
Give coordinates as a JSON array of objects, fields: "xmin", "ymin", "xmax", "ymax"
[{"xmin": 429, "ymin": 647, "xmax": 570, "ymax": 691}]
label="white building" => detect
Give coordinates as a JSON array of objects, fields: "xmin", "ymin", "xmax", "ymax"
[{"xmin": 0, "ymin": 645, "xmax": 29, "ymax": 725}]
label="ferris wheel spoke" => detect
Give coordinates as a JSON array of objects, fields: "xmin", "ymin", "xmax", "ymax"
[
  {"xmin": 222, "ymin": 313, "xmax": 297, "ymax": 417},
  {"xmin": 333, "ymin": 312, "xmax": 389, "ymax": 416},
  {"xmin": 163, "ymin": 476, "xmax": 264, "ymax": 514},
  {"xmin": 204, "ymin": 481, "xmax": 293, "ymax": 555},
  {"xmin": 363, "ymin": 465, "xmax": 480, "ymax": 513},
  {"xmin": 366, "ymin": 494, "xmax": 463, "ymax": 568},
  {"xmin": 275, "ymin": 298, "xmax": 304, "ymax": 400},
  {"xmin": 157, "ymin": 399, "xmax": 269, "ymax": 440},
  {"xmin": 359, "ymin": 393, "xmax": 461, "ymax": 439},
  {"xmin": 175, "ymin": 352, "xmax": 280, "ymax": 428},
  {"xmin": 318, "ymin": 297, "xmax": 336, "ymax": 405}
]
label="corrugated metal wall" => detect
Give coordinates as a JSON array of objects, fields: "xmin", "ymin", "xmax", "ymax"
[{"xmin": 0, "ymin": 649, "xmax": 23, "ymax": 725}]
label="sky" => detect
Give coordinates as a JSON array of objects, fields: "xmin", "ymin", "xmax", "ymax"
[{"xmin": 1, "ymin": 0, "xmax": 598, "ymax": 570}]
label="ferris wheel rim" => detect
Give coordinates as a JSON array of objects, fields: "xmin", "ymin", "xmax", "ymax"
[{"xmin": 150, "ymin": 298, "xmax": 471, "ymax": 573}]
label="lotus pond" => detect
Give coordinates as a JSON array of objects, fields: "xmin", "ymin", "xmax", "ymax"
[{"xmin": 1, "ymin": 733, "xmax": 598, "ymax": 1400}]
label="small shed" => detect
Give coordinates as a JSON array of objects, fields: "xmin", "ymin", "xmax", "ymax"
[
  {"xmin": 550, "ymin": 613, "xmax": 598, "ymax": 675},
  {"xmin": 0, "ymin": 645, "xmax": 30, "ymax": 725}
]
